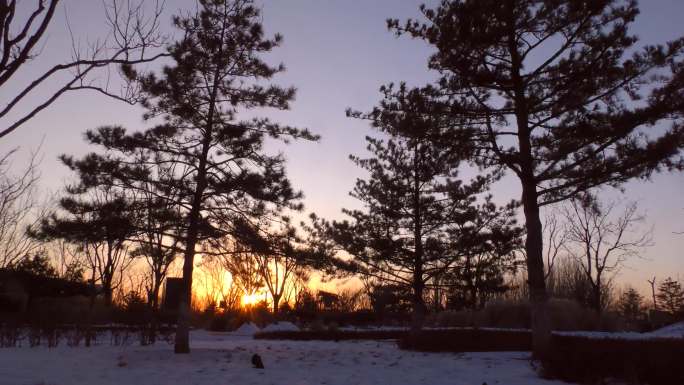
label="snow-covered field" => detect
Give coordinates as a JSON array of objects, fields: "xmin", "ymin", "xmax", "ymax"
[{"xmin": 0, "ymin": 330, "xmax": 569, "ymax": 385}]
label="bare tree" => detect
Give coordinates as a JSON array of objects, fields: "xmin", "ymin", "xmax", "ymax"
[
  {"xmin": 251, "ymin": 223, "xmax": 310, "ymax": 315},
  {"xmin": 46, "ymin": 238, "xmax": 85, "ymax": 281},
  {"xmin": 542, "ymin": 211, "xmax": 568, "ymax": 281},
  {"xmin": 0, "ymin": 0, "xmax": 167, "ymax": 138},
  {"xmin": 215, "ymin": 241, "xmax": 264, "ymax": 304},
  {"xmin": 195, "ymin": 257, "xmax": 228, "ymax": 310},
  {"xmin": 0, "ymin": 149, "xmax": 45, "ymax": 267},
  {"xmin": 648, "ymin": 276, "xmax": 658, "ymax": 311},
  {"xmin": 563, "ymin": 195, "xmax": 652, "ymax": 313}
]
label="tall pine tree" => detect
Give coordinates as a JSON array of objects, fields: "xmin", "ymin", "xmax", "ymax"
[
  {"xmin": 316, "ymin": 91, "xmax": 521, "ymax": 331},
  {"xmin": 384, "ymin": 0, "xmax": 684, "ymax": 356},
  {"xmin": 61, "ymin": 0, "xmax": 317, "ymax": 353}
]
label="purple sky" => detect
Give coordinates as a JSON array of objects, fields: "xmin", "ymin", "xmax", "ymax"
[{"xmin": 2, "ymin": 0, "xmax": 683, "ymax": 293}]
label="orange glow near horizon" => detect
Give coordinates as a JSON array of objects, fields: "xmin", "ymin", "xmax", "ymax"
[{"xmin": 241, "ymin": 292, "xmax": 263, "ymax": 307}]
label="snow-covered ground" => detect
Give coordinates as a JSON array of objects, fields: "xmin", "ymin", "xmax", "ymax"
[
  {"xmin": 555, "ymin": 321, "xmax": 684, "ymax": 340},
  {"xmin": 0, "ymin": 330, "xmax": 569, "ymax": 385},
  {"xmin": 647, "ymin": 321, "xmax": 684, "ymax": 338}
]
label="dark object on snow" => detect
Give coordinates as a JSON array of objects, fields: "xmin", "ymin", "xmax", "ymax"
[{"xmin": 251, "ymin": 353, "xmax": 264, "ymax": 369}]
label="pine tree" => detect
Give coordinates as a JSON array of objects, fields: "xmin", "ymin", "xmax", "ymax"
[
  {"xmin": 617, "ymin": 287, "xmax": 644, "ymax": 321},
  {"xmin": 317, "ymin": 91, "xmax": 521, "ymax": 331},
  {"xmin": 32, "ymin": 186, "xmax": 135, "ymax": 306},
  {"xmin": 60, "ymin": 0, "xmax": 317, "ymax": 353},
  {"xmin": 656, "ymin": 277, "xmax": 684, "ymax": 315},
  {"xmin": 384, "ymin": 0, "xmax": 684, "ymax": 356},
  {"xmin": 9, "ymin": 253, "xmax": 58, "ymax": 279},
  {"xmin": 442, "ymin": 243, "xmax": 520, "ymax": 310}
]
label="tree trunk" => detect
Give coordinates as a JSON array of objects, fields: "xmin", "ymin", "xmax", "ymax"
[
  {"xmin": 521, "ymin": 181, "xmax": 552, "ymax": 359},
  {"xmin": 173, "ymin": 46, "xmax": 221, "ymax": 353},
  {"xmin": 272, "ymin": 294, "xmax": 281, "ymax": 317},
  {"xmin": 174, "ymin": 146, "xmax": 210, "ymax": 353},
  {"xmin": 592, "ymin": 280, "xmax": 602, "ymax": 314},
  {"xmin": 174, "ymin": 234, "xmax": 200, "ymax": 353},
  {"xmin": 506, "ymin": 2, "xmax": 553, "ymax": 358},
  {"xmin": 85, "ymin": 268, "xmax": 97, "ymax": 347},
  {"xmin": 410, "ymin": 141, "xmax": 425, "ymax": 334},
  {"xmin": 103, "ymin": 285, "xmax": 113, "ymax": 307},
  {"xmin": 411, "ymin": 282, "xmax": 426, "ymax": 334},
  {"xmin": 148, "ymin": 278, "xmax": 162, "ymax": 344}
]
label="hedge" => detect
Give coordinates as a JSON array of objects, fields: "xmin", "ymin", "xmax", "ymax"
[
  {"xmin": 254, "ymin": 330, "xmax": 405, "ymax": 341},
  {"xmin": 543, "ymin": 334, "xmax": 684, "ymax": 385}
]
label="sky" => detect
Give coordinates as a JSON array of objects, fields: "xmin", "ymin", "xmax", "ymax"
[{"xmin": 1, "ymin": 0, "xmax": 683, "ymax": 295}]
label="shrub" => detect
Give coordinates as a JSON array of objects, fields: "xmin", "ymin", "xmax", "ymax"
[
  {"xmin": 543, "ymin": 335, "xmax": 684, "ymax": 385},
  {"xmin": 398, "ymin": 329, "xmax": 531, "ymax": 352},
  {"xmin": 208, "ymin": 314, "xmax": 229, "ymax": 331},
  {"xmin": 427, "ymin": 299, "xmax": 622, "ymax": 331},
  {"xmin": 479, "ymin": 300, "xmax": 531, "ymax": 329}
]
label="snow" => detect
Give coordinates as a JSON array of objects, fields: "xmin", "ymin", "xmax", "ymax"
[
  {"xmin": 260, "ymin": 321, "xmax": 300, "ymax": 332},
  {"xmin": 0, "ymin": 330, "xmax": 571, "ymax": 385},
  {"xmin": 231, "ymin": 322, "xmax": 261, "ymax": 336},
  {"xmin": 647, "ymin": 321, "xmax": 684, "ymax": 338},
  {"xmin": 339, "ymin": 325, "xmax": 531, "ymax": 332},
  {"xmin": 554, "ymin": 324, "xmax": 684, "ymax": 340}
]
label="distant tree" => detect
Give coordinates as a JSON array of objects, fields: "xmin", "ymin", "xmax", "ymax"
[
  {"xmin": 61, "ymin": 259, "xmax": 85, "ymax": 283},
  {"xmin": 127, "ymin": 188, "xmax": 183, "ymax": 344},
  {"xmin": 9, "ymin": 252, "xmax": 57, "ymax": 278},
  {"xmin": 314, "ymin": 95, "xmax": 521, "ymax": 330},
  {"xmin": 542, "ymin": 211, "xmax": 568, "ymax": 281},
  {"xmin": 385, "ymin": 0, "xmax": 684, "ymax": 356},
  {"xmin": 214, "ymin": 240, "xmax": 264, "ymax": 305},
  {"xmin": 563, "ymin": 195, "xmax": 651, "ymax": 313},
  {"xmin": 293, "ymin": 287, "xmax": 317, "ymax": 321},
  {"xmin": 32, "ymin": 187, "xmax": 135, "ymax": 306},
  {"xmin": 60, "ymin": 0, "xmax": 317, "ymax": 353},
  {"xmin": 617, "ymin": 287, "xmax": 644, "ymax": 322},
  {"xmin": 337, "ymin": 288, "xmax": 365, "ymax": 313},
  {"xmin": 195, "ymin": 257, "xmax": 239, "ymax": 311},
  {"xmin": 656, "ymin": 277, "xmax": 684, "ymax": 315},
  {"xmin": 246, "ymin": 220, "xmax": 312, "ymax": 316},
  {"xmin": 46, "ymin": 239, "xmax": 85, "ymax": 282},
  {"xmin": 442, "ymin": 245, "xmax": 521, "ymax": 310},
  {"xmin": 130, "ymin": 188, "xmax": 183, "ymax": 311},
  {"xmin": 0, "ymin": 150, "xmax": 44, "ymax": 268},
  {"xmin": 545, "ymin": 256, "xmax": 593, "ymax": 306},
  {"xmin": 0, "ymin": 0, "xmax": 166, "ymax": 138},
  {"xmin": 369, "ymin": 283, "xmax": 413, "ymax": 318},
  {"xmin": 648, "ymin": 276, "xmax": 658, "ymax": 310}
]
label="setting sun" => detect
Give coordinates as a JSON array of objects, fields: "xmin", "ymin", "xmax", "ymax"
[{"xmin": 241, "ymin": 292, "xmax": 263, "ymax": 307}]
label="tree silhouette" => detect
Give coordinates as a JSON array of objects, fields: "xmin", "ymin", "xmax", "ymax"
[
  {"xmin": 563, "ymin": 195, "xmax": 651, "ymax": 313},
  {"xmin": 656, "ymin": 277, "xmax": 684, "ymax": 315},
  {"xmin": 617, "ymin": 287, "xmax": 644, "ymax": 322},
  {"xmin": 0, "ymin": 0, "xmax": 166, "ymax": 138},
  {"xmin": 384, "ymin": 0, "xmax": 684, "ymax": 356},
  {"xmin": 316, "ymin": 91, "xmax": 521, "ymax": 331},
  {"xmin": 60, "ymin": 0, "xmax": 317, "ymax": 353},
  {"xmin": 32, "ymin": 186, "xmax": 135, "ymax": 306}
]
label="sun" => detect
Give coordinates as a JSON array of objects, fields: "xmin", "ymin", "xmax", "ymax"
[{"xmin": 241, "ymin": 292, "xmax": 262, "ymax": 307}]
